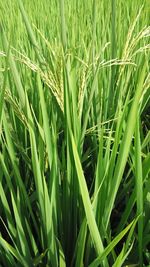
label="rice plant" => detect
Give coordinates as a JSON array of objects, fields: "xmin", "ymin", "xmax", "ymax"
[{"xmin": 0, "ymin": 0, "xmax": 150, "ymax": 266}]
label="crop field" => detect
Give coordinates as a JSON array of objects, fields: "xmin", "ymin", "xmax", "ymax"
[{"xmin": 0, "ymin": 0, "xmax": 150, "ymax": 266}]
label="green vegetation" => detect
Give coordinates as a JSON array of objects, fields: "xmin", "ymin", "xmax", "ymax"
[{"xmin": 0, "ymin": 0, "xmax": 150, "ymax": 266}]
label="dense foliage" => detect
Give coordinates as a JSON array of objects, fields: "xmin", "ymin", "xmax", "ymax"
[{"xmin": 0, "ymin": 0, "xmax": 150, "ymax": 266}]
